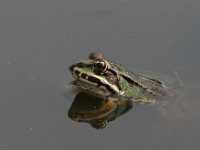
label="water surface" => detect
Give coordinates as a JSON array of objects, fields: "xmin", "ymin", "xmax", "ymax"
[{"xmin": 0, "ymin": 0, "xmax": 200, "ymax": 150}]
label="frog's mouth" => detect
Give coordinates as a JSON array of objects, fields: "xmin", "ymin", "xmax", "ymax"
[{"xmin": 69, "ymin": 62, "xmax": 120, "ymax": 95}]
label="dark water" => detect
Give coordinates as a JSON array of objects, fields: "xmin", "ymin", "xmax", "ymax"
[{"xmin": 1, "ymin": 0, "xmax": 200, "ymax": 150}]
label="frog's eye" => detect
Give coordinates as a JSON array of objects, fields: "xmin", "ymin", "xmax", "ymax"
[
  {"xmin": 89, "ymin": 52, "xmax": 104, "ymax": 60},
  {"xmin": 93, "ymin": 61, "xmax": 109, "ymax": 74}
]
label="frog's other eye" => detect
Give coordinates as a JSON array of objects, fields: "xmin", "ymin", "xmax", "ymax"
[
  {"xmin": 93, "ymin": 61, "xmax": 109, "ymax": 74},
  {"xmin": 89, "ymin": 52, "xmax": 104, "ymax": 60}
]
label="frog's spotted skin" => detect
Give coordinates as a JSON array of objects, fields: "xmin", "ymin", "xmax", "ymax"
[{"xmin": 69, "ymin": 52, "xmax": 168, "ymax": 103}]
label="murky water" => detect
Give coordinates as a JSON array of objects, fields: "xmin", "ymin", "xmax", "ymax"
[{"xmin": 1, "ymin": 0, "xmax": 200, "ymax": 150}]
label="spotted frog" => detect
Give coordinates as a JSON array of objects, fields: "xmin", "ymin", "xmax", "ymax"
[{"xmin": 69, "ymin": 52, "xmax": 170, "ymax": 104}]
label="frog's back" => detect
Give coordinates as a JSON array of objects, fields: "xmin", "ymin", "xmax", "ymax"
[{"xmin": 109, "ymin": 61, "xmax": 164, "ymax": 94}]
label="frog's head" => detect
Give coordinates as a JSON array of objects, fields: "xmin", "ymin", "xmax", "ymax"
[{"xmin": 68, "ymin": 53, "xmax": 120, "ymax": 95}]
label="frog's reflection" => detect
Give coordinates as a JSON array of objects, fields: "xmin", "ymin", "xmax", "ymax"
[{"xmin": 68, "ymin": 92, "xmax": 134, "ymax": 129}]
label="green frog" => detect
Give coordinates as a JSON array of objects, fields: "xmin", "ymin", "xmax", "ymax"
[{"xmin": 68, "ymin": 52, "xmax": 170, "ymax": 104}]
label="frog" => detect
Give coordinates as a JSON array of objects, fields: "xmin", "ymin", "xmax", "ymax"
[{"xmin": 68, "ymin": 52, "xmax": 170, "ymax": 104}]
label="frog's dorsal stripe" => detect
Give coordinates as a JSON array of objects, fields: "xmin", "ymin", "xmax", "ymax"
[
  {"xmin": 108, "ymin": 67, "xmax": 162, "ymax": 94},
  {"xmin": 143, "ymin": 77, "xmax": 162, "ymax": 85},
  {"xmin": 108, "ymin": 60, "xmax": 162, "ymax": 88},
  {"xmin": 123, "ymin": 73, "xmax": 164, "ymax": 94}
]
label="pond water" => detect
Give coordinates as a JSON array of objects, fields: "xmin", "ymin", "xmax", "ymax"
[{"xmin": 0, "ymin": 0, "xmax": 200, "ymax": 150}]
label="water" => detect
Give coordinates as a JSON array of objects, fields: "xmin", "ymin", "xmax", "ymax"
[{"xmin": 0, "ymin": 0, "xmax": 200, "ymax": 150}]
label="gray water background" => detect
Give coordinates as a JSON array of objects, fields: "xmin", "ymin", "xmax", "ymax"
[{"xmin": 0, "ymin": 0, "xmax": 200, "ymax": 150}]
